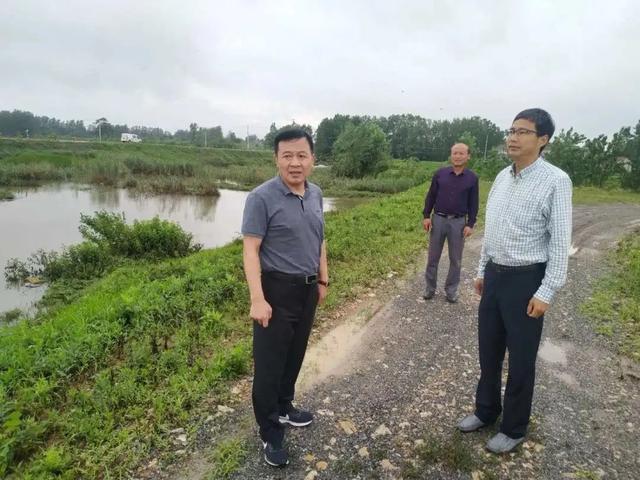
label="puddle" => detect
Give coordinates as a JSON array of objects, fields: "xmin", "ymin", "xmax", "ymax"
[
  {"xmin": 297, "ymin": 310, "xmax": 373, "ymax": 392},
  {"xmin": 538, "ymin": 339, "xmax": 569, "ymax": 366}
]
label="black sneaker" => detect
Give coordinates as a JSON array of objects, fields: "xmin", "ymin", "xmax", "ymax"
[
  {"xmin": 423, "ymin": 291, "xmax": 435, "ymax": 300},
  {"xmin": 446, "ymin": 295, "xmax": 458, "ymax": 304},
  {"xmin": 279, "ymin": 407, "xmax": 313, "ymax": 427},
  {"xmin": 263, "ymin": 440, "xmax": 289, "ymax": 467}
]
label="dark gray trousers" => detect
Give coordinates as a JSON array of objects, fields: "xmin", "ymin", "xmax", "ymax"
[
  {"xmin": 474, "ymin": 262, "xmax": 546, "ymax": 438},
  {"xmin": 252, "ymin": 274, "xmax": 318, "ymax": 444},
  {"xmin": 425, "ymin": 214, "xmax": 466, "ymax": 298}
]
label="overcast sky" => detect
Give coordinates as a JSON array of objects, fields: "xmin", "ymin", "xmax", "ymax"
[{"xmin": 2, "ymin": 0, "xmax": 638, "ymax": 137}]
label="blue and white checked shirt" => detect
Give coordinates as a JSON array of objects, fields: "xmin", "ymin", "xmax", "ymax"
[{"xmin": 478, "ymin": 157, "xmax": 573, "ymax": 303}]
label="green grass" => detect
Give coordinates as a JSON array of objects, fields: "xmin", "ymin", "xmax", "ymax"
[
  {"xmin": 0, "ymin": 182, "xmax": 468, "ymax": 478},
  {"xmin": 582, "ymin": 231, "xmax": 640, "ymax": 360},
  {"xmin": 414, "ymin": 433, "xmax": 477, "ymax": 473},
  {"xmin": 205, "ymin": 437, "xmax": 248, "ymax": 480},
  {"xmin": 573, "ymin": 186, "xmax": 640, "ymax": 204},
  {"xmin": 0, "ymin": 138, "xmax": 443, "ymax": 197},
  {"xmin": 4, "ymin": 138, "xmax": 640, "ymax": 200}
]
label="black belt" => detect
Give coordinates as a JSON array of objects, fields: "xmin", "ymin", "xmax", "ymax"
[
  {"xmin": 263, "ymin": 271, "xmax": 318, "ymax": 284},
  {"xmin": 487, "ymin": 260, "xmax": 546, "ymax": 273},
  {"xmin": 435, "ymin": 212, "xmax": 465, "ymax": 219}
]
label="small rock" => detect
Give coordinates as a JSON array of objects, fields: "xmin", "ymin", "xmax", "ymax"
[
  {"xmin": 339, "ymin": 420, "xmax": 357, "ymax": 435},
  {"xmin": 373, "ymin": 424, "xmax": 392, "ymax": 438},
  {"xmin": 169, "ymin": 428, "xmax": 185, "ymax": 435},
  {"xmin": 303, "ymin": 453, "xmax": 316, "ymax": 463},
  {"xmin": 176, "ymin": 434, "xmax": 187, "ymax": 444},
  {"xmin": 358, "ymin": 447, "xmax": 369, "ymax": 458},
  {"xmin": 380, "ymin": 459, "xmax": 397, "ymax": 471},
  {"xmin": 471, "ymin": 471, "xmax": 484, "ymax": 480},
  {"xmin": 619, "ymin": 356, "xmax": 640, "ymax": 380},
  {"xmin": 304, "ymin": 471, "xmax": 318, "ymax": 480},
  {"xmin": 317, "ymin": 409, "xmax": 334, "ymax": 416},
  {"xmin": 217, "ymin": 405, "xmax": 235, "ymax": 414},
  {"xmin": 316, "ymin": 461, "xmax": 328, "ymax": 471}
]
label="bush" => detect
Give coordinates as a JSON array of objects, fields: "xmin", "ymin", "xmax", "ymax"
[
  {"xmin": 5, "ymin": 212, "xmax": 201, "ymax": 284},
  {"xmin": 79, "ymin": 211, "xmax": 201, "ymax": 258},
  {"xmin": 332, "ymin": 122, "xmax": 390, "ymax": 178}
]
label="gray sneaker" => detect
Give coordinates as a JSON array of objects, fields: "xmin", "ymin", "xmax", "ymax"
[
  {"xmin": 457, "ymin": 414, "xmax": 486, "ymax": 432},
  {"xmin": 486, "ymin": 432, "xmax": 524, "ymax": 453}
]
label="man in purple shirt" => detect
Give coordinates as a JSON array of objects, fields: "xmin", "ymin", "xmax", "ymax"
[{"xmin": 422, "ymin": 143, "xmax": 479, "ymax": 303}]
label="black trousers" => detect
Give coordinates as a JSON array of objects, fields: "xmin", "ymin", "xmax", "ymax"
[
  {"xmin": 474, "ymin": 261, "xmax": 546, "ymax": 438},
  {"xmin": 252, "ymin": 273, "xmax": 319, "ymax": 444}
]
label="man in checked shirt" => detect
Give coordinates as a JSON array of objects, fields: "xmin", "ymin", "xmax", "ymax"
[{"xmin": 457, "ymin": 108, "xmax": 572, "ymax": 453}]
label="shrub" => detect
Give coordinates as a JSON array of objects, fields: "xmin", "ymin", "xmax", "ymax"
[{"xmin": 332, "ymin": 122, "xmax": 390, "ymax": 178}]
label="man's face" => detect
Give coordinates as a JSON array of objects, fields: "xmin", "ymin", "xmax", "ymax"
[
  {"xmin": 506, "ymin": 118, "xmax": 548, "ymax": 160},
  {"xmin": 450, "ymin": 143, "xmax": 470, "ymax": 168},
  {"xmin": 275, "ymin": 137, "xmax": 315, "ymax": 188}
]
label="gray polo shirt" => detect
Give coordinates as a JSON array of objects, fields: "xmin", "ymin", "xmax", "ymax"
[{"xmin": 241, "ymin": 175, "xmax": 324, "ymax": 276}]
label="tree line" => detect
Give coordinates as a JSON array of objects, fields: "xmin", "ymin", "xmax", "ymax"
[
  {"xmin": 2, "ymin": 109, "xmax": 639, "ymax": 190},
  {"xmin": 0, "ymin": 110, "xmax": 248, "ymax": 149}
]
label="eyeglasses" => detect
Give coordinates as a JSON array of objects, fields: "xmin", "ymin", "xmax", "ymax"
[{"xmin": 506, "ymin": 128, "xmax": 537, "ymax": 137}]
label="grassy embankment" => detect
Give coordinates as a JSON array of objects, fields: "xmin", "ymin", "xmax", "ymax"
[
  {"xmin": 574, "ymin": 186, "xmax": 640, "ymax": 362},
  {"xmin": 582, "ymin": 231, "xmax": 640, "ymax": 361},
  {"xmin": 0, "ymin": 183, "xmax": 453, "ymax": 478},
  {"xmin": 3, "ymin": 137, "xmax": 640, "ymax": 476},
  {"xmin": 0, "ymin": 138, "xmax": 441, "ymax": 197}
]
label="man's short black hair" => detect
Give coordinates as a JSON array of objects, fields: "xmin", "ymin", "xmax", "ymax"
[
  {"xmin": 513, "ymin": 108, "xmax": 555, "ymax": 153},
  {"xmin": 274, "ymin": 128, "xmax": 314, "ymax": 154}
]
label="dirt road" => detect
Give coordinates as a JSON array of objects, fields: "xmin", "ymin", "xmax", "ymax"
[{"xmin": 159, "ymin": 204, "xmax": 640, "ymax": 480}]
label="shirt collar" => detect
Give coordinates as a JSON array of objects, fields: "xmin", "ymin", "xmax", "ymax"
[
  {"xmin": 510, "ymin": 156, "xmax": 542, "ymax": 179},
  {"xmin": 276, "ymin": 175, "xmax": 308, "ymax": 196},
  {"xmin": 448, "ymin": 166, "xmax": 465, "ymax": 176}
]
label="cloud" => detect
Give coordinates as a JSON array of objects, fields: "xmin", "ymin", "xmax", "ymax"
[{"xmin": 1, "ymin": 0, "xmax": 638, "ymax": 137}]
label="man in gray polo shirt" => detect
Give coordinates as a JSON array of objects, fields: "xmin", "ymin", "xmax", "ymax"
[{"xmin": 242, "ymin": 128, "xmax": 329, "ymax": 468}]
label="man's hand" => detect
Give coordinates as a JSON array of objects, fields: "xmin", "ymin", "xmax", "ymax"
[
  {"xmin": 423, "ymin": 218, "xmax": 432, "ymax": 232},
  {"xmin": 474, "ymin": 277, "xmax": 484, "ymax": 296},
  {"xmin": 250, "ymin": 298, "xmax": 272, "ymax": 327},
  {"xmin": 527, "ymin": 297, "xmax": 548, "ymax": 318},
  {"xmin": 463, "ymin": 226, "xmax": 473, "ymax": 238},
  {"xmin": 318, "ymin": 284, "xmax": 328, "ymax": 304}
]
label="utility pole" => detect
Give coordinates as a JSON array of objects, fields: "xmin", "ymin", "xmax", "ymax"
[
  {"xmin": 98, "ymin": 123, "xmax": 102, "ymax": 143},
  {"xmin": 246, "ymin": 125, "xmax": 249, "ymax": 150},
  {"xmin": 483, "ymin": 133, "xmax": 488, "ymax": 161},
  {"xmin": 204, "ymin": 129, "xmax": 207, "ymax": 148}
]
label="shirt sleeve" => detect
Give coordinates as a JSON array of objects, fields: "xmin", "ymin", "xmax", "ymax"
[
  {"xmin": 477, "ymin": 236, "xmax": 490, "ymax": 279},
  {"xmin": 423, "ymin": 172, "xmax": 439, "ymax": 218},
  {"xmin": 241, "ymin": 191, "xmax": 268, "ymax": 238},
  {"xmin": 534, "ymin": 174, "xmax": 573, "ymax": 303},
  {"xmin": 477, "ymin": 174, "xmax": 500, "ymax": 279},
  {"xmin": 467, "ymin": 175, "xmax": 479, "ymax": 228}
]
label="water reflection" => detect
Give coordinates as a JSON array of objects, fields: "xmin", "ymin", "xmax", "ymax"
[{"xmin": 0, "ymin": 184, "xmax": 367, "ymax": 313}]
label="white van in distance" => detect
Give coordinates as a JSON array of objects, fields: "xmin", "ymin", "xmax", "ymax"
[{"xmin": 121, "ymin": 133, "xmax": 142, "ymax": 143}]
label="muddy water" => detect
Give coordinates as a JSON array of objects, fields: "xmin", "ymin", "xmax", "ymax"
[{"xmin": 0, "ymin": 184, "xmax": 366, "ymax": 313}]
